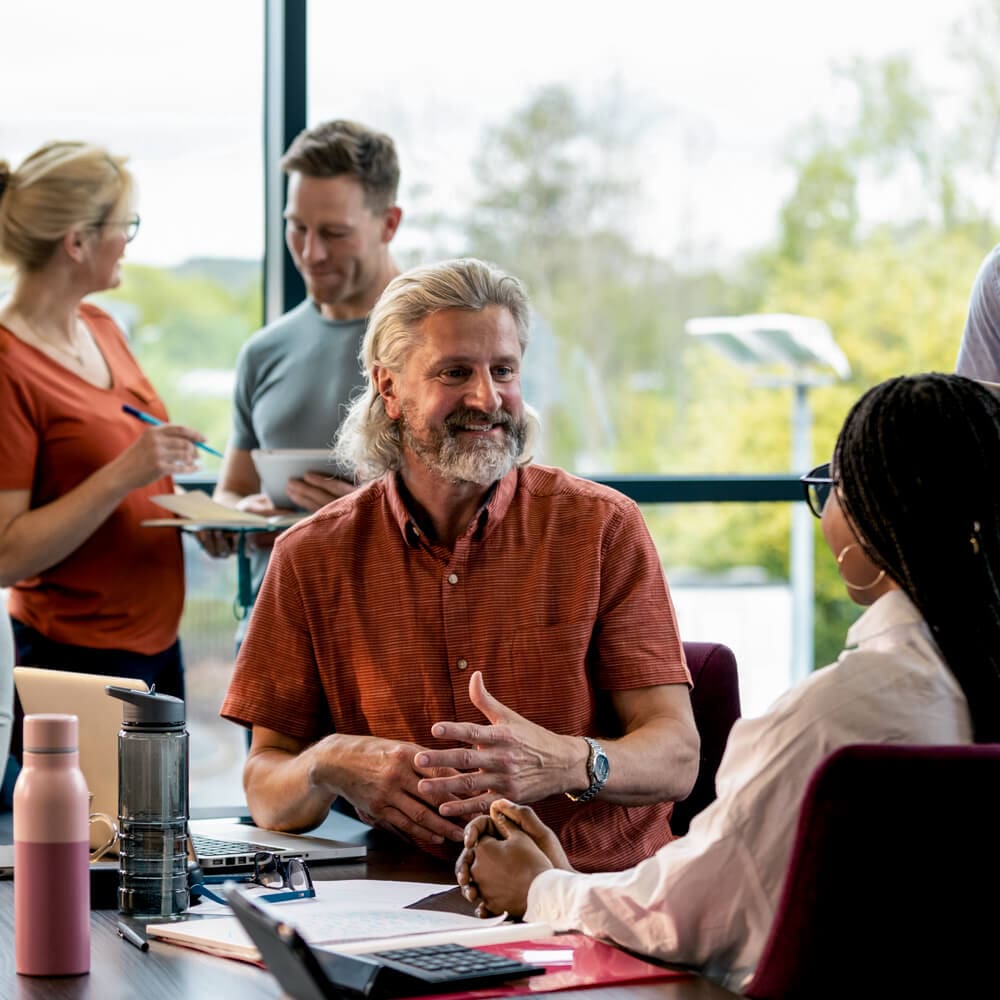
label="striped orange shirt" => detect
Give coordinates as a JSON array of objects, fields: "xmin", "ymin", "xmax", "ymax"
[{"xmin": 222, "ymin": 463, "xmax": 690, "ymax": 872}]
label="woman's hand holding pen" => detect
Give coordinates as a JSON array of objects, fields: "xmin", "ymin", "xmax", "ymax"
[
  {"xmin": 0, "ymin": 420, "xmax": 209, "ymax": 586},
  {"xmin": 109, "ymin": 424, "xmax": 205, "ymax": 490}
]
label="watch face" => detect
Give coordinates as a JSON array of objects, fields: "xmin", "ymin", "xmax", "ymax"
[{"xmin": 593, "ymin": 749, "xmax": 610, "ymax": 784}]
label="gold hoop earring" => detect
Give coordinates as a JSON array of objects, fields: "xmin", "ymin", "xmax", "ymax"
[{"xmin": 836, "ymin": 544, "xmax": 886, "ymax": 591}]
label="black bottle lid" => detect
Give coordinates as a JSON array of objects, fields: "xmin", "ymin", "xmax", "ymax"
[{"xmin": 106, "ymin": 685, "xmax": 185, "ymax": 729}]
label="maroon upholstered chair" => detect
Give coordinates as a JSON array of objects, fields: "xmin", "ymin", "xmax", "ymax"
[
  {"xmin": 746, "ymin": 742, "xmax": 1000, "ymax": 999},
  {"xmin": 671, "ymin": 641, "xmax": 741, "ymax": 836}
]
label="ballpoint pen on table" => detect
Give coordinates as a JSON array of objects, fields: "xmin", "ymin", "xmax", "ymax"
[
  {"xmin": 121, "ymin": 404, "xmax": 224, "ymax": 459},
  {"xmin": 117, "ymin": 919, "xmax": 149, "ymax": 953}
]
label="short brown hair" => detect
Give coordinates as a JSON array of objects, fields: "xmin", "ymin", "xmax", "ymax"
[{"xmin": 280, "ymin": 120, "xmax": 399, "ymax": 211}]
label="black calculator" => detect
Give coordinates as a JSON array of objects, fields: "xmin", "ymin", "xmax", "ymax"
[
  {"xmin": 226, "ymin": 886, "xmax": 545, "ymax": 1000},
  {"xmin": 318, "ymin": 943, "xmax": 545, "ymax": 996}
]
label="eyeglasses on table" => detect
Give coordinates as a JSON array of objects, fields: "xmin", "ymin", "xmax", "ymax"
[{"xmin": 189, "ymin": 851, "xmax": 315, "ymax": 905}]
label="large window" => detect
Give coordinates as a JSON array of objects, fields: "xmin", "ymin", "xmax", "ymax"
[
  {"xmin": 307, "ymin": 0, "xmax": 999, "ymax": 704},
  {"xmin": 5, "ymin": 1, "xmax": 999, "ymax": 802}
]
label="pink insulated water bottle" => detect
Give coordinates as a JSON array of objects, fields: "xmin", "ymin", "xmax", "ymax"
[{"xmin": 14, "ymin": 714, "xmax": 91, "ymax": 976}]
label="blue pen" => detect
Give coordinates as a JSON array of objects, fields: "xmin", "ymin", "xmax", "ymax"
[{"xmin": 122, "ymin": 404, "xmax": 224, "ymax": 459}]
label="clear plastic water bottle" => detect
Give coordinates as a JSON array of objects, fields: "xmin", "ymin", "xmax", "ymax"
[
  {"xmin": 14, "ymin": 714, "xmax": 90, "ymax": 976},
  {"xmin": 107, "ymin": 686, "xmax": 189, "ymax": 917}
]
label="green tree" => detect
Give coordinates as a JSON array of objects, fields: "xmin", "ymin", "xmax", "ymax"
[
  {"xmin": 464, "ymin": 83, "xmax": 749, "ymax": 469},
  {"xmin": 778, "ymin": 144, "xmax": 859, "ymax": 262}
]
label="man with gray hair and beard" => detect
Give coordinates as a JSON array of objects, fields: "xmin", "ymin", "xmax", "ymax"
[{"xmin": 221, "ymin": 258, "xmax": 699, "ymax": 873}]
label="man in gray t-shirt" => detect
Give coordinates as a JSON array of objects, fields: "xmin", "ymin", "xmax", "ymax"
[{"xmin": 207, "ymin": 120, "xmax": 403, "ymax": 636}]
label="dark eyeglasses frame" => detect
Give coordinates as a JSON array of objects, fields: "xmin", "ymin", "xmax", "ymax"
[
  {"xmin": 190, "ymin": 851, "xmax": 315, "ymax": 905},
  {"xmin": 92, "ymin": 214, "xmax": 141, "ymax": 243},
  {"xmin": 800, "ymin": 462, "xmax": 837, "ymax": 519}
]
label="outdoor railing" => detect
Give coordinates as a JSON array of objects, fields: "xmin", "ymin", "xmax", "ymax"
[{"xmin": 180, "ymin": 473, "xmax": 804, "ymax": 505}]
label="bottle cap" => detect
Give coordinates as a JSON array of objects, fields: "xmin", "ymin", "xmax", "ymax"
[
  {"xmin": 106, "ymin": 686, "xmax": 185, "ymax": 728},
  {"xmin": 23, "ymin": 713, "xmax": 78, "ymax": 753}
]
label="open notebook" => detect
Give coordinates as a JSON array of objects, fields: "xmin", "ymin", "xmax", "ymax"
[{"xmin": 12, "ymin": 666, "xmax": 365, "ymax": 869}]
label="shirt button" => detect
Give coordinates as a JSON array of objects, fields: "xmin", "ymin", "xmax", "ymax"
[
  {"xmin": 457, "ymin": 658, "xmax": 468, "ymax": 670},
  {"xmin": 447, "ymin": 573, "xmax": 459, "ymax": 585}
]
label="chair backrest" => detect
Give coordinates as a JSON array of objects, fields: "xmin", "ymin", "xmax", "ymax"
[
  {"xmin": 746, "ymin": 742, "xmax": 1000, "ymax": 999},
  {"xmin": 671, "ymin": 641, "xmax": 741, "ymax": 836}
]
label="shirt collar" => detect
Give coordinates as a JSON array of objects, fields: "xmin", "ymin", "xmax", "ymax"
[
  {"xmin": 382, "ymin": 466, "xmax": 521, "ymax": 547},
  {"xmin": 845, "ymin": 588, "xmax": 923, "ymax": 648},
  {"xmin": 383, "ymin": 471, "xmax": 421, "ymax": 546}
]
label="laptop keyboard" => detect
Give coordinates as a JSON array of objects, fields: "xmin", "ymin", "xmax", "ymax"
[{"xmin": 191, "ymin": 833, "xmax": 274, "ymax": 858}]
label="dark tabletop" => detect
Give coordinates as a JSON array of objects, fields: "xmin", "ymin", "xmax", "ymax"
[{"xmin": 0, "ymin": 808, "xmax": 739, "ymax": 1000}]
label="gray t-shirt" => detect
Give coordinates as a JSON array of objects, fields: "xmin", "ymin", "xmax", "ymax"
[
  {"xmin": 956, "ymin": 244, "xmax": 1000, "ymax": 381},
  {"xmin": 231, "ymin": 299, "xmax": 366, "ymax": 635}
]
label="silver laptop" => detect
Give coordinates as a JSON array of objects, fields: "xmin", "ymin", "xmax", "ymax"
[
  {"xmin": 188, "ymin": 817, "xmax": 365, "ymax": 869},
  {"xmin": 12, "ymin": 666, "xmax": 366, "ymax": 869}
]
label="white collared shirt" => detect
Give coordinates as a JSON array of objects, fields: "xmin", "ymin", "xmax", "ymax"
[{"xmin": 525, "ymin": 589, "xmax": 972, "ymax": 992}]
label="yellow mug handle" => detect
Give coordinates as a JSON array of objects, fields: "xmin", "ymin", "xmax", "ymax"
[{"xmin": 89, "ymin": 812, "xmax": 118, "ymax": 863}]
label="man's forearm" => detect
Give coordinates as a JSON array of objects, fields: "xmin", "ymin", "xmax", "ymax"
[
  {"xmin": 576, "ymin": 684, "xmax": 699, "ymax": 808},
  {"xmin": 595, "ymin": 716, "xmax": 700, "ymax": 806},
  {"xmin": 243, "ymin": 736, "xmax": 345, "ymax": 832}
]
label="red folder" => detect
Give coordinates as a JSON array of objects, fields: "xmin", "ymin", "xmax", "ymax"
[{"xmin": 414, "ymin": 933, "xmax": 692, "ymax": 1000}]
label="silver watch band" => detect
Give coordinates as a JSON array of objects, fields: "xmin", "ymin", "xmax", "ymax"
[{"xmin": 565, "ymin": 736, "xmax": 609, "ymax": 803}]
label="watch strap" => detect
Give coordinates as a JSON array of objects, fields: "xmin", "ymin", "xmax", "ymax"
[{"xmin": 566, "ymin": 736, "xmax": 608, "ymax": 803}]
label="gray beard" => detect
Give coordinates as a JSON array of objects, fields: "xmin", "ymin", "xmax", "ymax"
[{"xmin": 400, "ymin": 409, "xmax": 526, "ymax": 486}]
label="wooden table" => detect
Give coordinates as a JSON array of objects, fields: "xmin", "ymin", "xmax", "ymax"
[{"xmin": 0, "ymin": 810, "xmax": 739, "ymax": 1000}]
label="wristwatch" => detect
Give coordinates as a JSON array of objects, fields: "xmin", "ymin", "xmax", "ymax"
[{"xmin": 566, "ymin": 736, "xmax": 610, "ymax": 803}]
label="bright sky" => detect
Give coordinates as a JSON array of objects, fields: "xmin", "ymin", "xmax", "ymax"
[{"xmin": 1, "ymin": 0, "xmax": 986, "ymax": 268}]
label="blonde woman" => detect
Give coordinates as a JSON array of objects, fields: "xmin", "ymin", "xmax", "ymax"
[{"xmin": 0, "ymin": 141, "xmax": 204, "ymax": 704}]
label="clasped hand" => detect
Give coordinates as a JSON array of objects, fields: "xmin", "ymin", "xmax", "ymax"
[{"xmin": 455, "ymin": 799, "xmax": 574, "ymax": 918}]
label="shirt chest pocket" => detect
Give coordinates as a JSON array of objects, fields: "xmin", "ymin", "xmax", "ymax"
[{"xmin": 494, "ymin": 620, "xmax": 597, "ymax": 734}]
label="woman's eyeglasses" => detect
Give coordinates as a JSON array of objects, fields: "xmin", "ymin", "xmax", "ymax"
[
  {"xmin": 189, "ymin": 851, "xmax": 315, "ymax": 905},
  {"xmin": 800, "ymin": 462, "xmax": 836, "ymax": 519},
  {"xmin": 92, "ymin": 214, "xmax": 141, "ymax": 243}
]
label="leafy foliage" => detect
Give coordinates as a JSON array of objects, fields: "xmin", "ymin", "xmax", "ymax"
[{"xmin": 103, "ymin": 260, "xmax": 260, "ymax": 458}]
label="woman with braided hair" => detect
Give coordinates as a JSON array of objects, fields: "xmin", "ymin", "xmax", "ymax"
[
  {"xmin": 823, "ymin": 372, "xmax": 1000, "ymax": 742},
  {"xmin": 455, "ymin": 372, "xmax": 1000, "ymax": 992}
]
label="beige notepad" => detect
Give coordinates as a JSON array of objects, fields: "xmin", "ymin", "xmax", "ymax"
[{"xmin": 142, "ymin": 493, "xmax": 304, "ymax": 530}]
